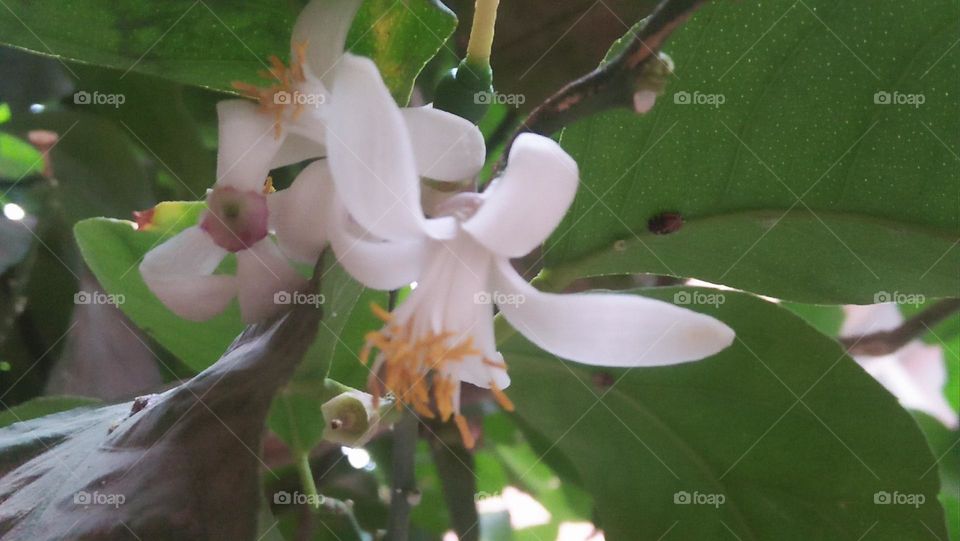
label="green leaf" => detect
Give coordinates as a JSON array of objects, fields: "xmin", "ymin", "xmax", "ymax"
[
  {"xmin": 346, "ymin": 0, "xmax": 457, "ymax": 103},
  {"xmin": 504, "ymin": 288, "xmax": 947, "ymax": 539},
  {"xmin": 0, "ymin": 0, "xmax": 455, "ymax": 103},
  {"xmin": 69, "ymin": 64, "xmax": 217, "ymax": 199},
  {"xmin": 74, "ymin": 204, "xmax": 241, "ymax": 371},
  {"xmin": 0, "ymin": 395, "xmax": 100, "ymax": 429},
  {"xmin": 547, "ymin": 0, "xmax": 959, "ymax": 303},
  {"xmin": 0, "ymin": 132, "xmax": 42, "ymax": 180},
  {"xmin": 913, "ymin": 414, "xmax": 959, "ymax": 539},
  {"xmin": 781, "ymin": 302, "xmax": 844, "ymax": 337}
]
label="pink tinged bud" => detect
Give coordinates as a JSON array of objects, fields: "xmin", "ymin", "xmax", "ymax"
[{"xmin": 200, "ymin": 186, "xmax": 269, "ymax": 252}]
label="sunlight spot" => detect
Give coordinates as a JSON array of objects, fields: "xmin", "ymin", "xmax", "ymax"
[
  {"xmin": 3, "ymin": 203, "xmax": 25, "ymax": 221},
  {"xmin": 341, "ymin": 446, "xmax": 373, "ymax": 470}
]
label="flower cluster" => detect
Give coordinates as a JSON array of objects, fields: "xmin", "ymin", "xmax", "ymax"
[{"xmin": 139, "ymin": 0, "xmax": 735, "ymax": 447}]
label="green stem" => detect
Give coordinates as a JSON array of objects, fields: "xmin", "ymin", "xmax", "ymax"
[
  {"xmin": 466, "ymin": 0, "xmax": 500, "ymax": 66},
  {"xmin": 296, "ymin": 452, "xmax": 322, "ymax": 510},
  {"xmin": 385, "ymin": 413, "xmax": 419, "ymax": 541}
]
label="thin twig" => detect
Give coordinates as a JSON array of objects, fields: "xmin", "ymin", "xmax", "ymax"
[
  {"xmin": 385, "ymin": 413, "xmax": 419, "ymax": 541},
  {"xmin": 501, "ymin": 0, "xmax": 707, "ymax": 157},
  {"xmin": 841, "ymin": 298, "xmax": 960, "ymax": 356}
]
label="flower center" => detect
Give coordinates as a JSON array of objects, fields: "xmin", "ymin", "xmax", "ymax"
[
  {"xmin": 432, "ymin": 192, "xmax": 484, "ymax": 222},
  {"xmin": 360, "ymin": 303, "xmax": 514, "ymax": 449},
  {"xmin": 200, "ymin": 186, "xmax": 269, "ymax": 252},
  {"xmin": 232, "ymin": 41, "xmax": 309, "ymax": 138}
]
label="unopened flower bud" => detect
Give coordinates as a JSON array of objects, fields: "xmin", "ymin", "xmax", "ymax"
[
  {"xmin": 633, "ymin": 52, "xmax": 675, "ymax": 114},
  {"xmin": 321, "ymin": 390, "xmax": 379, "ymax": 446}
]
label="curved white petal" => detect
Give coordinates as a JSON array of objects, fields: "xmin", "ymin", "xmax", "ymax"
[
  {"xmin": 401, "ymin": 106, "xmax": 486, "ymax": 181},
  {"xmin": 235, "ymin": 239, "xmax": 307, "ymax": 324},
  {"xmin": 271, "ymin": 133, "xmax": 324, "ymax": 169},
  {"xmin": 139, "ymin": 226, "xmax": 237, "ymax": 321},
  {"xmin": 326, "ymin": 54, "xmax": 426, "ymax": 242},
  {"xmin": 463, "ymin": 133, "xmax": 578, "ymax": 258},
  {"xmin": 292, "ymin": 0, "xmax": 362, "ymax": 86},
  {"xmin": 216, "ymin": 100, "xmax": 285, "ymax": 191},
  {"xmin": 328, "ymin": 199, "xmax": 427, "ymax": 290},
  {"xmin": 492, "ymin": 261, "xmax": 735, "ymax": 366},
  {"xmin": 268, "ymin": 161, "xmax": 333, "ymax": 263},
  {"xmin": 860, "ymin": 350, "xmax": 958, "ymax": 430},
  {"xmin": 446, "ymin": 309, "xmax": 511, "ymax": 391}
]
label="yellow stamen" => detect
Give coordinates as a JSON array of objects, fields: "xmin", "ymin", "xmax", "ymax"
[
  {"xmin": 362, "ymin": 303, "xmax": 488, "ymax": 447},
  {"xmin": 230, "ymin": 40, "xmax": 310, "ymax": 139},
  {"xmin": 489, "ymin": 381, "xmax": 515, "ymax": 412},
  {"xmin": 262, "ymin": 176, "xmax": 275, "ymax": 194},
  {"xmin": 454, "ymin": 414, "xmax": 475, "ymax": 449},
  {"xmin": 370, "ymin": 302, "xmax": 393, "ymax": 323},
  {"xmin": 482, "ymin": 358, "xmax": 507, "ymax": 369}
]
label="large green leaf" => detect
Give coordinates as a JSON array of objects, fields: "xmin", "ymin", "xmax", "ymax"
[
  {"xmin": 504, "ymin": 288, "xmax": 947, "ymax": 539},
  {"xmin": 546, "ymin": 0, "xmax": 959, "ymax": 303},
  {"xmin": 0, "ymin": 0, "xmax": 455, "ymax": 103}
]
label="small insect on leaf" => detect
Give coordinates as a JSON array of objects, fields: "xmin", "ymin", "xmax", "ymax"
[{"xmin": 648, "ymin": 212, "xmax": 684, "ymax": 235}]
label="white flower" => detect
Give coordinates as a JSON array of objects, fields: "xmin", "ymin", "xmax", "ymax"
[
  {"xmin": 231, "ymin": 0, "xmax": 484, "ymax": 260},
  {"xmin": 331, "ymin": 129, "xmax": 735, "ymax": 447},
  {"xmin": 138, "ymin": 148, "xmax": 305, "ymax": 324},
  {"xmin": 842, "ymin": 304, "xmax": 958, "ymax": 429},
  {"xmin": 140, "ymin": 0, "xmax": 483, "ymax": 324}
]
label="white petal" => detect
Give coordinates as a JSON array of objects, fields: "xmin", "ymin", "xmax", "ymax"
[
  {"xmin": 492, "ymin": 261, "xmax": 735, "ymax": 366},
  {"xmin": 139, "ymin": 226, "xmax": 237, "ymax": 321},
  {"xmin": 216, "ymin": 100, "xmax": 284, "ymax": 191},
  {"xmin": 326, "ymin": 54, "xmax": 426, "ymax": 242},
  {"xmin": 328, "ymin": 199, "xmax": 427, "ymax": 290},
  {"xmin": 401, "ymin": 106, "xmax": 486, "ymax": 181},
  {"xmin": 292, "ymin": 0, "xmax": 362, "ymax": 85},
  {"xmin": 447, "ymin": 310, "xmax": 511, "ymax": 391},
  {"xmin": 271, "ymin": 133, "xmax": 324, "ymax": 169},
  {"xmin": 859, "ymin": 352, "xmax": 959, "ymax": 430},
  {"xmin": 463, "ymin": 133, "xmax": 578, "ymax": 258},
  {"xmin": 268, "ymin": 161, "xmax": 333, "ymax": 263},
  {"xmin": 841, "ymin": 304, "xmax": 902, "ymax": 336},
  {"xmin": 235, "ymin": 239, "xmax": 307, "ymax": 324}
]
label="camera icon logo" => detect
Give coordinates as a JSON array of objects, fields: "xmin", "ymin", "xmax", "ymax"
[
  {"xmin": 74, "ymin": 291, "xmax": 92, "ymax": 304},
  {"xmin": 473, "ymin": 291, "xmax": 492, "ymax": 305},
  {"xmin": 474, "ymin": 91, "xmax": 493, "ymax": 105},
  {"xmin": 274, "ymin": 491, "xmax": 292, "ymax": 505},
  {"xmin": 673, "ymin": 491, "xmax": 691, "ymax": 504},
  {"xmin": 873, "ymin": 291, "xmax": 891, "ymax": 303},
  {"xmin": 274, "ymin": 291, "xmax": 292, "ymax": 305},
  {"xmin": 874, "ymin": 491, "xmax": 891, "ymax": 504},
  {"xmin": 73, "ymin": 91, "xmax": 92, "ymax": 105},
  {"xmin": 673, "ymin": 291, "xmax": 691, "ymax": 305},
  {"xmin": 673, "ymin": 91, "xmax": 691, "ymax": 105},
  {"xmin": 274, "ymin": 90, "xmax": 292, "ymax": 105},
  {"xmin": 873, "ymin": 91, "xmax": 891, "ymax": 105},
  {"xmin": 74, "ymin": 491, "xmax": 92, "ymax": 505}
]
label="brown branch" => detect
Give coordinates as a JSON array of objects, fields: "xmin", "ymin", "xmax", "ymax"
[
  {"xmin": 841, "ymin": 298, "xmax": 960, "ymax": 356},
  {"xmin": 502, "ymin": 0, "xmax": 707, "ymax": 155}
]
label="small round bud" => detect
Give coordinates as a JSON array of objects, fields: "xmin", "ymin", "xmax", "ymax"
[{"xmin": 321, "ymin": 390, "xmax": 377, "ymax": 446}]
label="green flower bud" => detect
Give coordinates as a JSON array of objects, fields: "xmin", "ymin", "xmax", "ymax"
[
  {"xmin": 321, "ymin": 390, "xmax": 377, "ymax": 446},
  {"xmin": 432, "ymin": 59, "xmax": 495, "ymax": 124}
]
